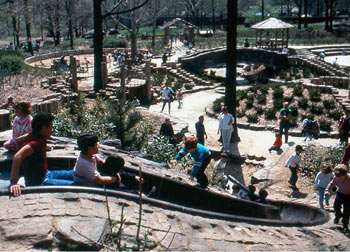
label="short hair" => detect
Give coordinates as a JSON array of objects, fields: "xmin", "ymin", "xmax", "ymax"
[
  {"xmin": 259, "ymin": 188, "xmax": 268, "ymax": 199},
  {"xmin": 248, "ymin": 185, "xmax": 256, "ymax": 193},
  {"xmin": 199, "ymin": 115, "xmax": 204, "ymax": 120},
  {"xmin": 184, "ymin": 136, "xmax": 198, "ymax": 150},
  {"xmin": 295, "ymin": 145, "xmax": 303, "ymax": 152},
  {"xmin": 320, "ymin": 162, "xmax": 333, "ymax": 174},
  {"xmin": 100, "ymin": 154, "xmax": 125, "ymax": 176},
  {"xmin": 275, "ymin": 132, "xmax": 282, "ymax": 137},
  {"xmin": 233, "ymin": 184, "xmax": 240, "ymax": 192},
  {"xmin": 220, "ymin": 153, "xmax": 228, "ymax": 159},
  {"xmin": 77, "ymin": 133, "xmax": 98, "ymax": 155},
  {"xmin": 334, "ymin": 164, "xmax": 348, "ymax": 177},
  {"xmin": 32, "ymin": 113, "xmax": 55, "ymax": 138},
  {"xmin": 14, "ymin": 101, "xmax": 31, "ymax": 116}
]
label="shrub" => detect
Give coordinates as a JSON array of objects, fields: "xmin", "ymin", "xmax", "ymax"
[
  {"xmin": 0, "ymin": 54, "xmax": 24, "ymax": 74},
  {"xmin": 255, "ymin": 106, "xmax": 264, "ymax": 115},
  {"xmin": 310, "ymin": 104, "xmax": 323, "ymax": 115},
  {"xmin": 245, "ymin": 99, "xmax": 254, "ymax": 109},
  {"xmin": 290, "ymin": 105, "xmax": 299, "ymax": 117},
  {"xmin": 273, "ymin": 98, "xmax": 283, "ymax": 111},
  {"xmin": 259, "ymin": 85, "xmax": 269, "ymax": 95},
  {"xmin": 237, "ymin": 90, "xmax": 247, "ymax": 101},
  {"xmin": 293, "ymin": 85, "xmax": 303, "ymax": 97},
  {"xmin": 264, "ymin": 108, "xmax": 276, "ymax": 120},
  {"xmin": 246, "ymin": 94, "xmax": 255, "ymax": 102},
  {"xmin": 272, "ymin": 87, "xmax": 284, "ymax": 99},
  {"xmin": 212, "ymin": 97, "xmax": 225, "ymax": 113},
  {"xmin": 298, "ymin": 98, "xmax": 309, "ymax": 109},
  {"xmin": 173, "ymin": 81, "xmax": 183, "ymax": 90},
  {"xmin": 284, "ymin": 95, "xmax": 294, "ymax": 103},
  {"xmin": 309, "ymin": 90, "xmax": 321, "ymax": 102},
  {"xmin": 323, "ymin": 99, "xmax": 336, "ymax": 110},
  {"xmin": 289, "ymin": 117, "xmax": 298, "ymax": 128},
  {"xmin": 103, "ymin": 37, "xmax": 127, "ymax": 48},
  {"xmin": 319, "ymin": 119, "xmax": 332, "ymax": 131},
  {"xmin": 329, "ymin": 110, "xmax": 342, "ymax": 121},
  {"xmin": 236, "ymin": 108, "xmax": 245, "ymax": 118},
  {"xmin": 184, "ymin": 83, "xmax": 193, "ymax": 90},
  {"xmin": 247, "ymin": 114, "xmax": 259, "ymax": 123},
  {"xmin": 257, "ymin": 95, "xmax": 266, "ymax": 105}
]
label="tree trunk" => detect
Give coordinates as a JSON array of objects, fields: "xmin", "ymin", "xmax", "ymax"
[
  {"xmin": 54, "ymin": 4, "xmax": 61, "ymax": 46},
  {"xmin": 131, "ymin": 32, "xmax": 138, "ymax": 62},
  {"xmin": 304, "ymin": 0, "xmax": 308, "ymax": 27},
  {"xmin": 262, "ymin": 0, "xmax": 265, "ymax": 20},
  {"xmin": 298, "ymin": 3, "xmax": 302, "ymax": 29},
  {"xmin": 152, "ymin": 20, "xmax": 156, "ymax": 49},
  {"xmin": 65, "ymin": 0, "xmax": 74, "ymax": 48},
  {"xmin": 11, "ymin": 16, "xmax": 19, "ymax": 48},
  {"xmin": 226, "ymin": 0, "xmax": 238, "ymax": 141},
  {"xmin": 324, "ymin": 0, "xmax": 329, "ymax": 30},
  {"xmin": 23, "ymin": 0, "xmax": 33, "ymax": 55},
  {"xmin": 47, "ymin": 8, "xmax": 55, "ymax": 38},
  {"xmin": 93, "ymin": 0, "xmax": 103, "ymax": 92},
  {"xmin": 212, "ymin": 0, "xmax": 216, "ymax": 33},
  {"xmin": 329, "ymin": 0, "xmax": 334, "ymax": 31}
]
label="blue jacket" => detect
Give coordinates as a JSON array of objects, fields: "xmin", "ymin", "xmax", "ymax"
[{"xmin": 175, "ymin": 144, "xmax": 211, "ymax": 176}]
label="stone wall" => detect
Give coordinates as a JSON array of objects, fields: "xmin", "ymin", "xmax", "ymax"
[{"xmin": 179, "ymin": 47, "xmax": 289, "ymax": 74}]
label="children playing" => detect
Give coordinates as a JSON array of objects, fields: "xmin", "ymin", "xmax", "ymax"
[
  {"xmin": 9, "ymin": 113, "xmax": 74, "ymax": 197},
  {"xmin": 285, "ymin": 145, "xmax": 303, "ymax": 189},
  {"xmin": 314, "ymin": 162, "xmax": 334, "ymax": 208},
  {"xmin": 325, "ymin": 164, "xmax": 350, "ymax": 232},
  {"xmin": 268, "ymin": 132, "xmax": 282, "ymax": 153},
  {"xmin": 171, "ymin": 136, "xmax": 211, "ymax": 188},
  {"xmin": 4, "ymin": 101, "xmax": 33, "ymax": 151}
]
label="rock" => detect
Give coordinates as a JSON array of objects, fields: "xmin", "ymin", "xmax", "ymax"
[
  {"xmin": 100, "ymin": 139, "xmax": 122, "ymax": 148},
  {"xmin": 55, "ymin": 217, "xmax": 109, "ymax": 250}
]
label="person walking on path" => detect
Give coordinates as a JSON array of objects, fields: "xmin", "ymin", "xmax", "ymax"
[
  {"xmin": 171, "ymin": 136, "xmax": 211, "ymax": 188},
  {"xmin": 218, "ymin": 106, "xmax": 234, "ymax": 153},
  {"xmin": 160, "ymin": 84, "xmax": 175, "ymax": 114},
  {"xmin": 279, "ymin": 102, "xmax": 292, "ymax": 143},
  {"xmin": 338, "ymin": 109, "xmax": 350, "ymax": 144},
  {"xmin": 325, "ymin": 164, "xmax": 350, "ymax": 232},
  {"xmin": 285, "ymin": 145, "xmax": 303, "ymax": 190},
  {"xmin": 315, "ymin": 162, "xmax": 334, "ymax": 209},
  {"xmin": 195, "ymin": 115, "xmax": 207, "ymax": 146}
]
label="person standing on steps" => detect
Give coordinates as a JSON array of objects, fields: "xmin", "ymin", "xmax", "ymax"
[
  {"xmin": 279, "ymin": 102, "xmax": 292, "ymax": 144},
  {"xmin": 160, "ymin": 84, "xmax": 175, "ymax": 114},
  {"xmin": 218, "ymin": 106, "xmax": 234, "ymax": 153},
  {"xmin": 195, "ymin": 115, "xmax": 207, "ymax": 146}
]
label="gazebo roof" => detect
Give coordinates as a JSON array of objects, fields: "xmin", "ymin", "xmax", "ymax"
[
  {"xmin": 251, "ymin": 17, "xmax": 294, "ymax": 30},
  {"xmin": 160, "ymin": 18, "xmax": 197, "ymax": 30}
]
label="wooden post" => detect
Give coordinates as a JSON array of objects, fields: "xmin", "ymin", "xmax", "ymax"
[{"xmin": 69, "ymin": 56, "xmax": 78, "ymax": 91}]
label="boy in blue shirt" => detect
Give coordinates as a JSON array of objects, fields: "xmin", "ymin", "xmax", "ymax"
[{"xmin": 171, "ymin": 136, "xmax": 211, "ymax": 188}]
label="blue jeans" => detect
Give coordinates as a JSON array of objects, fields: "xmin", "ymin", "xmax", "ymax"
[
  {"xmin": 318, "ymin": 186, "xmax": 331, "ymax": 208},
  {"xmin": 42, "ymin": 170, "xmax": 75, "ymax": 185}
]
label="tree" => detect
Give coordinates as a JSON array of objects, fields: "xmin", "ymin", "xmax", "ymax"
[
  {"xmin": 226, "ymin": 0, "xmax": 238, "ymax": 141},
  {"xmin": 23, "ymin": 0, "xmax": 33, "ymax": 55},
  {"xmin": 293, "ymin": 0, "xmax": 303, "ymax": 29}
]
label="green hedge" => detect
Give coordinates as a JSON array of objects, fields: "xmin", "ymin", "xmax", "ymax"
[{"xmin": 103, "ymin": 37, "xmax": 127, "ymax": 48}]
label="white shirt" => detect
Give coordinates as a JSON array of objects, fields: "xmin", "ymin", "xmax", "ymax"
[
  {"xmin": 161, "ymin": 87, "xmax": 174, "ymax": 100},
  {"xmin": 74, "ymin": 154, "xmax": 100, "ymax": 186},
  {"xmin": 315, "ymin": 172, "xmax": 334, "ymax": 188},
  {"xmin": 218, "ymin": 113, "xmax": 234, "ymax": 130},
  {"xmin": 285, "ymin": 152, "xmax": 302, "ymax": 168}
]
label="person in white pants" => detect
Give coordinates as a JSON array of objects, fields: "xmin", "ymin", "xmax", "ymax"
[{"xmin": 218, "ymin": 106, "xmax": 234, "ymax": 153}]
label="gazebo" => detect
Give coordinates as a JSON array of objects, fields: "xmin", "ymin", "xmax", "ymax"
[
  {"xmin": 251, "ymin": 17, "xmax": 294, "ymax": 49},
  {"xmin": 160, "ymin": 18, "xmax": 197, "ymax": 46}
]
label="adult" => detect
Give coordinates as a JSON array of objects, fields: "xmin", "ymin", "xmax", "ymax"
[
  {"xmin": 279, "ymin": 102, "xmax": 292, "ymax": 143},
  {"xmin": 171, "ymin": 136, "xmax": 211, "ymax": 188},
  {"xmin": 301, "ymin": 118, "xmax": 320, "ymax": 141},
  {"xmin": 195, "ymin": 115, "xmax": 207, "ymax": 146},
  {"xmin": 217, "ymin": 106, "xmax": 234, "ymax": 153},
  {"xmin": 9, "ymin": 113, "xmax": 74, "ymax": 197},
  {"xmin": 160, "ymin": 84, "xmax": 175, "ymax": 114},
  {"xmin": 338, "ymin": 109, "xmax": 350, "ymax": 144},
  {"xmin": 243, "ymin": 38, "xmax": 250, "ymax": 48},
  {"xmin": 4, "ymin": 101, "xmax": 33, "ymax": 151},
  {"xmin": 159, "ymin": 118, "xmax": 175, "ymax": 144}
]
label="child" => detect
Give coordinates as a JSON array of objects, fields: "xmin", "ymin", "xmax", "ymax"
[
  {"xmin": 232, "ymin": 184, "xmax": 248, "ymax": 199},
  {"xmin": 3, "ymin": 96, "xmax": 15, "ymax": 109},
  {"xmin": 268, "ymin": 132, "xmax": 282, "ymax": 153},
  {"xmin": 4, "ymin": 101, "xmax": 33, "ymax": 151},
  {"xmin": 314, "ymin": 162, "xmax": 334, "ymax": 208},
  {"xmin": 256, "ymin": 188, "xmax": 268, "ymax": 204},
  {"xmin": 73, "ymin": 133, "xmax": 118, "ymax": 186},
  {"xmin": 247, "ymin": 185, "xmax": 259, "ymax": 201},
  {"xmin": 171, "ymin": 136, "xmax": 211, "ymax": 188},
  {"xmin": 325, "ymin": 164, "xmax": 350, "ymax": 232},
  {"xmin": 285, "ymin": 145, "xmax": 303, "ymax": 189},
  {"xmin": 9, "ymin": 113, "xmax": 74, "ymax": 197},
  {"xmin": 99, "ymin": 154, "xmax": 143, "ymax": 191},
  {"xmin": 177, "ymin": 90, "xmax": 183, "ymax": 109},
  {"xmin": 213, "ymin": 153, "xmax": 228, "ymax": 187}
]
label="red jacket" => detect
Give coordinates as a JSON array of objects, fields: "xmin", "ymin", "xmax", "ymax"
[{"xmin": 273, "ymin": 137, "xmax": 282, "ymax": 148}]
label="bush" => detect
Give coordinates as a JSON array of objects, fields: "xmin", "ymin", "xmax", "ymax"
[
  {"xmin": 298, "ymin": 98, "xmax": 309, "ymax": 109},
  {"xmin": 212, "ymin": 96, "xmax": 225, "ymax": 113},
  {"xmin": 0, "ymin": 54, "xmax": 24, "ymax": 74},
  {"xmin": 323, "ymin": 99, "xmax": 335, "ymax": 110},
  {"xmin": 236, "ymin": 108, "xmax": 245, "ymax": 118},
  {"xmin": 273, "ymin": 98, "xmax": 283, "ymax": 111},
  {"xmin": 293, "ymin": 85, "xmax": 303, "ymax": 97},
  {"xmin": 255, "ymin": 106, "xmax": 264, "ymax": 115},
  {"xmin": 329, "ymin": 110, "xmax": 342, "ymax": 121},
  {"xmin": 257, "ymin": 95, "xmax": 266, "ymax": 105},
  {"xmin": 237, "ymin": 89, "xmax": 247, "ymax": 101},
  {"xmin": 245, "ymin": 99, "xmax": 254, "ymax": 109},
  {"xmin": 309, "ymin": 89, "xmax": 321, "ymax": 102},
  {"xmin": 284, "ymin": 95, "xmax": 294, "ymax": 103},
  {"xmin": 103, "ymin": 37, "xmax": 127, "ymax": 48},
  {"xmin": 259, "ymin": 85, "xmax": 269, "ymax": 95},
  {"xmin": 246, "ymin": 94, "xmax": 255, "ymax": 102},
  {"xmin": 319, "ymin": 119, "xmax": 332, "ymax": 131},
  {"xmin": 264, "ymin": 108, "xmax": 276, "ymax": 120},
  {"xmin": 290, "ymin": 105, "xmax": 299, "ymax": 117},
  {"xmin": 272, "ymin": 87, "xmax": 284, "ymax": 99},
  {"xmin": 247, "ymin": 114, "xmax": 259, "ymax": 123},
  {"xmin": 310, "ymin": 103, "xmax": 323, "ymax": 115},
  {"xmin": 173, "ymin": 81, "xmax": 183, "ymax": 90},
  {"xmin": 184, "ymin": 83, "xmax": 193, "ymax": 90}
]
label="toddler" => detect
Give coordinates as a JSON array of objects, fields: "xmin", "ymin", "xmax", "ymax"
[{"xmin": 314, "ymin": 162, "xmax": 334, "ymax": 208}]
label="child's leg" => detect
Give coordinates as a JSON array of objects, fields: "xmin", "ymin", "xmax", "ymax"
[
  {"xmin": 43, "ymin": 170, "xmax": 75, "ymax": 185},
  {"xmin": 318, "ymin": 186, "xmax": 325, "ymax": 208},
  {"xmin": 195, "ymin": 155, "xmax": 211, "ymax": 188},
  {"xmin": 343, "ymin": 203, "xmax": 350, "ymax": 229},
  {"xmin": 334, "ymin": 193, "xmax": 343, "ymax": 223}
]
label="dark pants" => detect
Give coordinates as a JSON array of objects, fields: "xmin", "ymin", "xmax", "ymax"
[
  {"xmin": 197, "ymin": 135, "xmax": 205, "ymax": 146},
  {"xmin": 340, "ymin": 133, "xmax": 349, "ymax": 144},
  {"xmin": 195, "ymin": 154, "xmax": 211, "ymax": 188},
  {"xmin": 280, "ymin": 120, "xmax": 290, "ymax": 143},
  {"xmin": 334, "ymin": 192, "xmax": 350, "ymax": 228},
  {"xmin": 161, "ymin": 99, "xmax": 171, "ymax": 113},
  {"xmin": 269, "ymin": 146, "xmax": 281, "ymax": 152},
  {"xmin": 288, "ymin": 166, "xmax": 298, "ymax": 186}
]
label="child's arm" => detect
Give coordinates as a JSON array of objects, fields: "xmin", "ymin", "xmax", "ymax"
[
  {"xmin": 9, "ymin": 144, "xmax": 34, "ymax": 197},
  {"xmin": 94, "ymin": 175, "xmax": 117, "ymax": 185}
]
